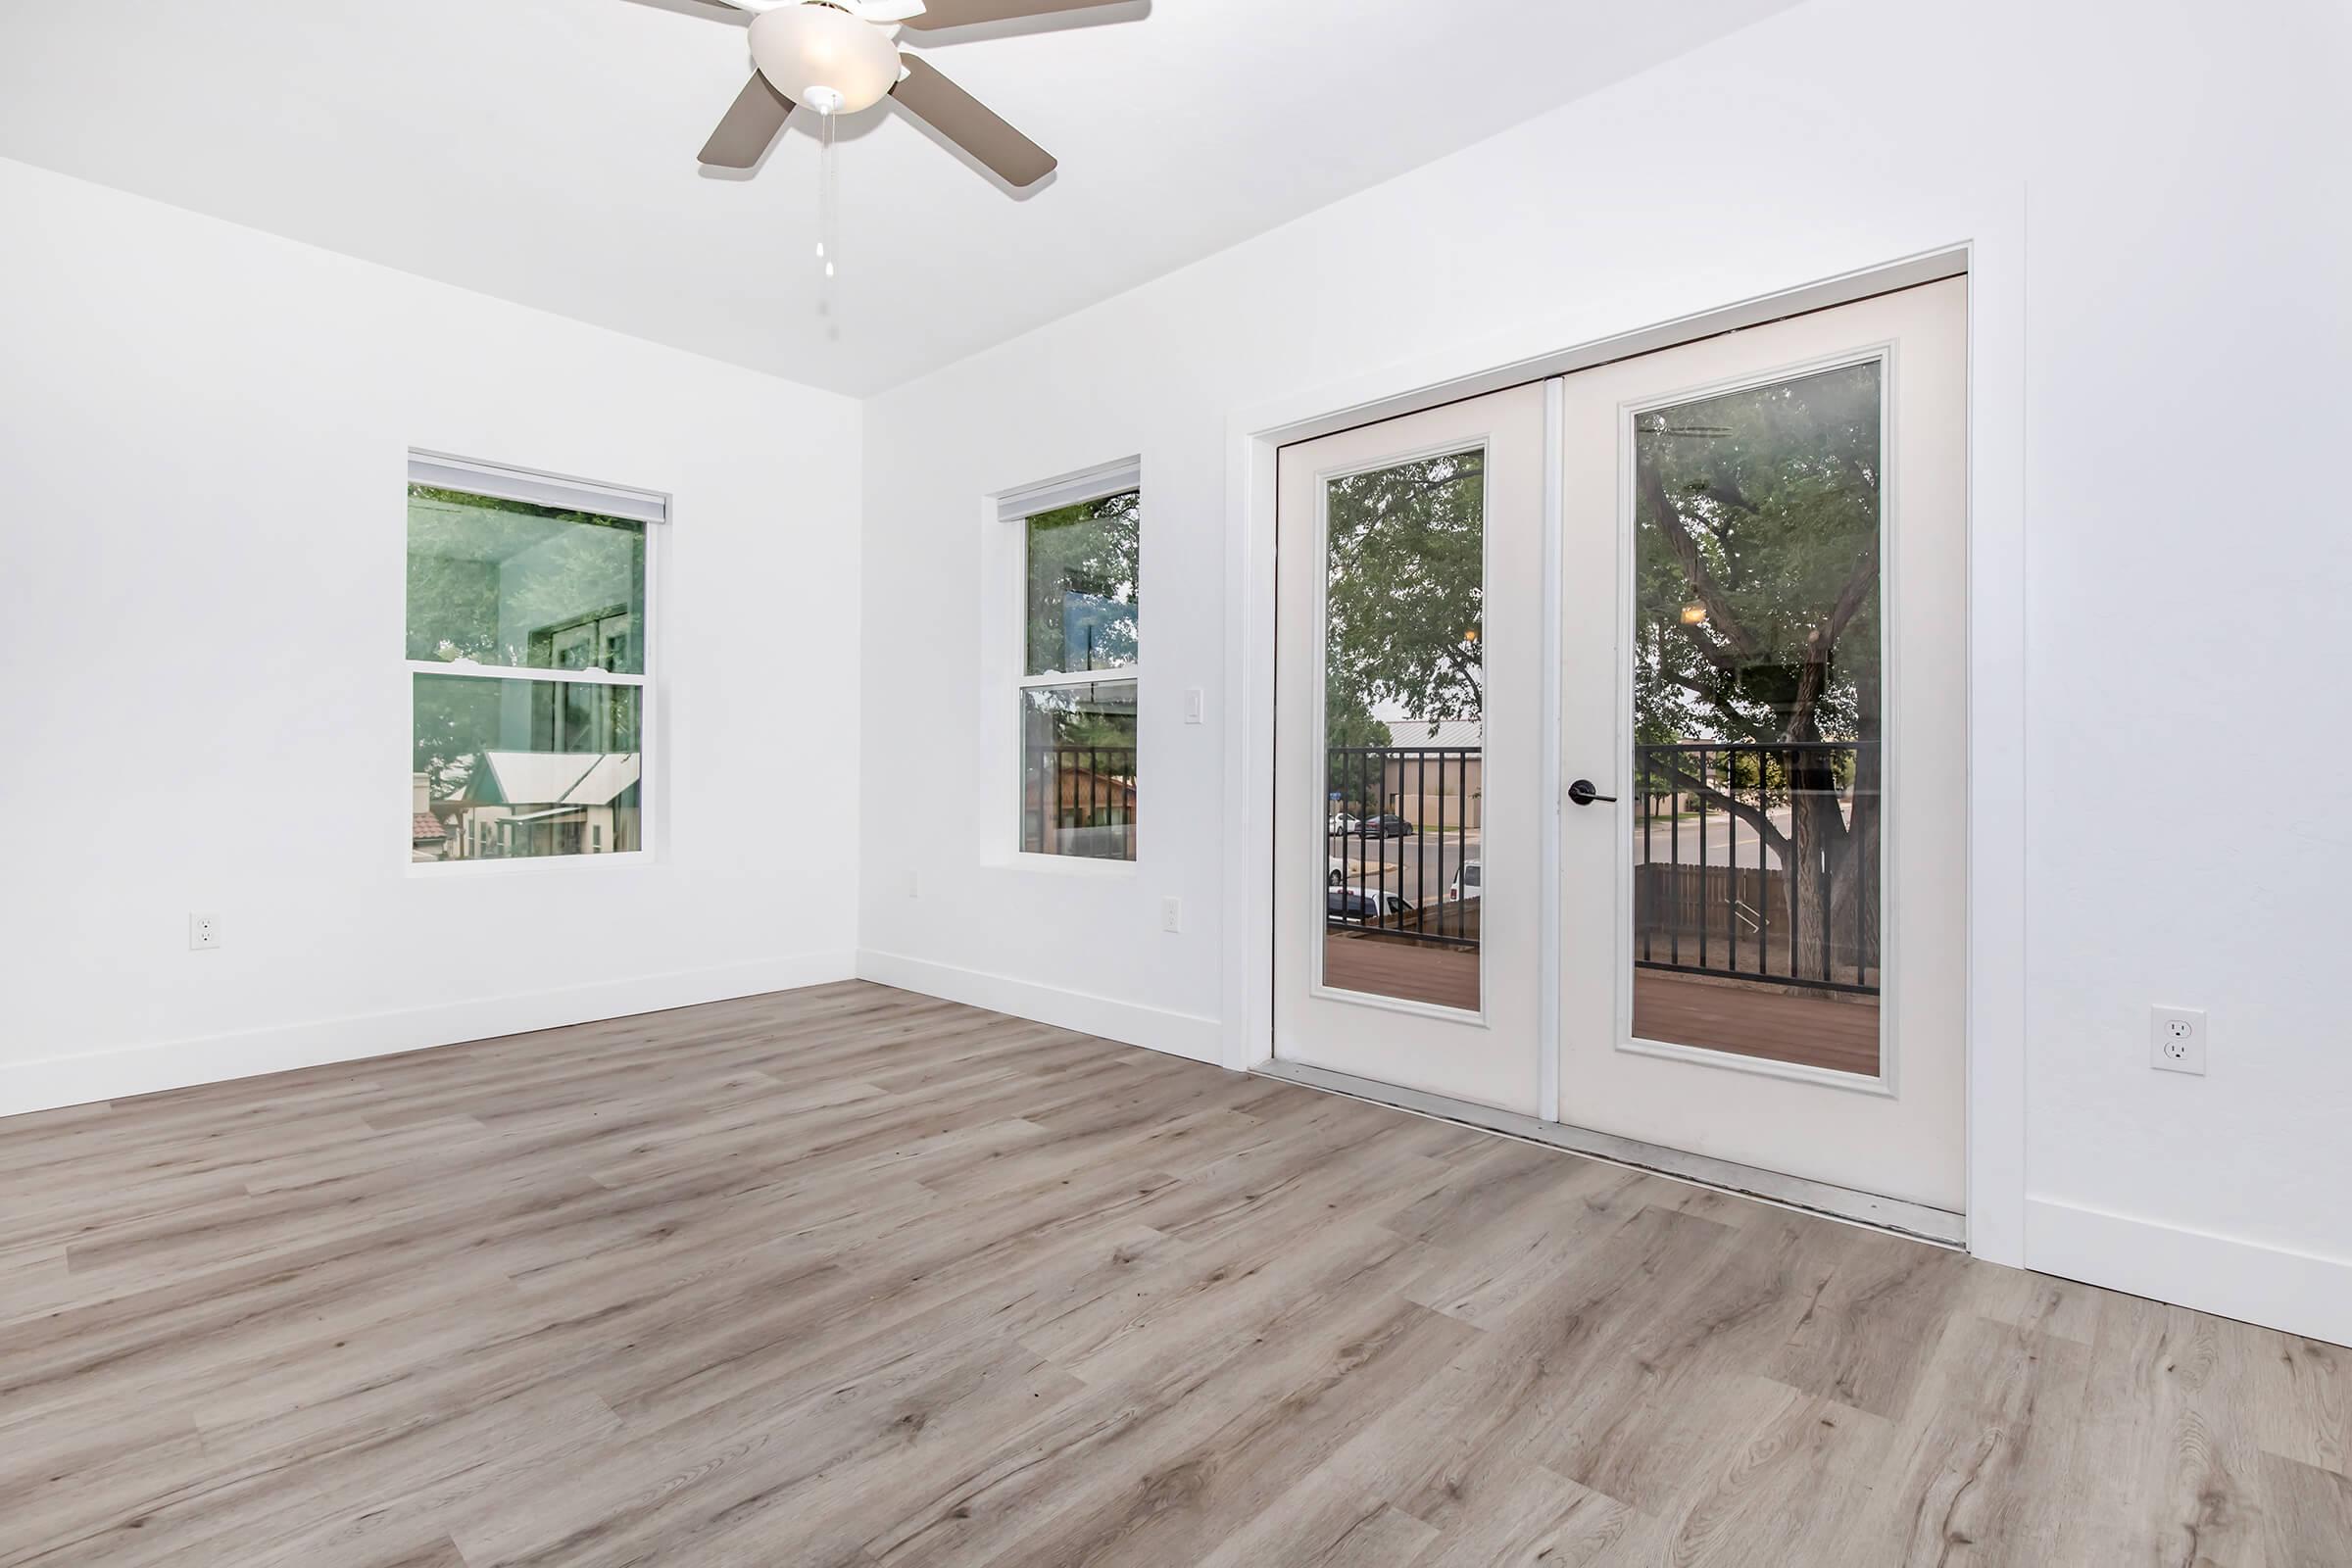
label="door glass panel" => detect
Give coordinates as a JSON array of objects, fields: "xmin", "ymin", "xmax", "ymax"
[
  {"xmin": 1630, "ymin": 362, "xmax": 1883, "ymax": 1074},
  {"xmin": 1321, "ymin": 448, "xmax": 1484, "ymax": 1010}
]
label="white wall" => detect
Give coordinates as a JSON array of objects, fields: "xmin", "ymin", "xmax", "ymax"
[
  {"xmin": 858, "ymin": 0, "xmax": 2352, "ymax": 1343},
  {"xmin": 0, "ymin": 157, "xmax": 863, "ymax": 1113}
]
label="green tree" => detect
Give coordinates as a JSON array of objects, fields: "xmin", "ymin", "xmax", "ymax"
[
  {"xmin": 1324, "ymin": 448, "xmax": 1484, "ymax": 719},
  {"xmin": 1023, "ymin": 683, "xmax": 1137, "ymax": 758},
  {"xmin": 1633, "ymin": 362, "xmax": 1883, "ymax": 977},
  {"xmin": 1323, "ymin": 681, "xmax": 1393, "ymax": 806},
  {"xmin": 1023, "ymin": 491, "xmax": 1139, "ymax": 676},
  {"xmin": 1319, "ymin": 449, "xmax": 1483, "ymax": 824},
  {"xmin": 1016, "ymin": 491, "xmax": 1141, "ymax": 795}
]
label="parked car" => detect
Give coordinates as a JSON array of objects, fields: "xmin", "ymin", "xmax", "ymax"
[
  {"xmin": 1358, "ymin": 813, "xmax": 1416, "ymax": 839},
  {"xmin": 1326, "ymin": 811, "xmax": 1360, "ymax": 834},
  {"xmin": 1446, "ymin": 859, "xmax": 1482, "ymax": 901},
  {"xmin": 1329, "ymin": 857, "xmax": 1348, "ymax": 887},
  {"xmin": 1328, "ymin": 888, "xmax": 1414, "ymax": 924}
]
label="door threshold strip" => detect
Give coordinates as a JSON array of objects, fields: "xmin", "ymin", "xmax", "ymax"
[{"xmin": 1252, "ymin": 1058, "xmax": 1966, "ymax": 1249}]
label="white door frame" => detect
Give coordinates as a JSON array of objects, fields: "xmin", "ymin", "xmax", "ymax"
[{"xmin": 1219, "ymin": 222, "xmax": 2029, "ymax": 1269}]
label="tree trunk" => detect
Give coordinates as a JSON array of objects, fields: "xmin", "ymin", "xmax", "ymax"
[
  {"xmin": 1781, "ymin": 651, "xmax": 1847, "ymax": 983},
  {"xmin": 1825, "ymin": 664, "xmax": 1884, "ymax": 984},
  {"xmin": 1786, "ymin": 756, "xmax": 1848, "ymax": 983}
]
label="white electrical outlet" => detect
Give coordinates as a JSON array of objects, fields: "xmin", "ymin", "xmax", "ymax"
[
  {"xmin": 1161, "ymin": 897, "xmax": 1182, "ymax": 933},
  {"xmin": 2150, "ymin": 1004, "xmax": 2206, "ymax": 1075},
  {"xmin": 188, "ymin": 912, "xmax": 221, "ymax": 952}
]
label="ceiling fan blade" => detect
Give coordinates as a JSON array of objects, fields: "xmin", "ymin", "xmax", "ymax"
[
  {"xmin": 891, "ymin": 55, "xmax": 1055, "ymax": 187},
  {"xmin": 900, "ymin": 0, "xmax": 1131, "ymax": 30},
  {"xmin": 699, "ymin": 73, "xmax": 795, "ymax": 169}
]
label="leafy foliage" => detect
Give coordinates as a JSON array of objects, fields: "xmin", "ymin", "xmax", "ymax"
[
  {"xmin": 1020, "ymin": 680, "xmax": 1138, "ymax": 760},
  {"xmin": 1324, "ymin": 449, "xmax": 1485, "ymax": 729},
  {"xmin": 1019, "ymin": 491, "xmax": 1141, "ymax": 760},
  {"xmin": 1631, "ymin": 362, "xmax": 1886, "ymax": 977},
  {"xmin": 1024, "ymin": 491, "xmax": 1140, "ymax": 677},
  {"xmin": 1633, "ymin": 363, "xmax": 1881, "ymax": 748}
]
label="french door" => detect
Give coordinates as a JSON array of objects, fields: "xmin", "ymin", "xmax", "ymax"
[
  {"xmin": 1275, "ymin": 278, "xmax": 1969, "ymax": 1212},
  {"xmin": 1273, "ymin": 386, "xmax": 1546, "ymax": 1113},
  {"xmin": 1558, "ymin": 278, "xmax": 1968, "ymax": 1209}
]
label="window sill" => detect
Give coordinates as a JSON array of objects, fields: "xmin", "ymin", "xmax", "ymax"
[
  {"xmin": 407, "ymin": 851, "xmax": 656, "ymax": 878},
  {"xmin": 994, "ymin": 852, "xmax": 1140, "ymax": 879}
]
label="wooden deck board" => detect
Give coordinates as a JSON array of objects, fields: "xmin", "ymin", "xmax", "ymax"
[
  {"xmin": 1632, "ymin": 970, "xmax": 1880, "ymax": 1076},
  {"xmin": 1323, "ymin": 935, "xmax": 1879, "ymax": 1076},
  {"xmin": 0, "ymin": 980, "xmax": 2339, "ymax": 1565}
]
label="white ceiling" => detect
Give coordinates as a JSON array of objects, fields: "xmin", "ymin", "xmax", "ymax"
[{"xmin": 0, "ymin": 0, "xmax": 1799, "ymax": 396}]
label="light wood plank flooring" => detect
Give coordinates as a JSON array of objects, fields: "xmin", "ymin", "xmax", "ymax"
[{"xmin": 3, "ymin": 981, "xmax": 2345, "ymax": 1566}]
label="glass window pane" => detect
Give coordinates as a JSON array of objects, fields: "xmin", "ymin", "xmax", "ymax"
[
  {"xmin": 1320, "ymin": 449, "xmax": 1483, "ymax": 1011},
  {"xmin": 1018, "ymin": 679, "xmax": 1137, "ymax": 860},
  {"xmin": 406, "ymin": 485, "xmax": 647, "ymax": 673},
  {"xmin": 1629, "ymin": 361, "xmax": 1883, "ymax": 1074},
  {"xmin": 412, "ymin": 673, "xmax": 641, "ymax": 861},
  {"xmin": 1024, "ymin": 491, "xmax": 1140, "ymax": 677}
]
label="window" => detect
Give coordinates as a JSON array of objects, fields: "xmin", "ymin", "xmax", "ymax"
[
  {"xmin": 405, "ymin": 454, "xmax": 663, "ymax": 865},
  {"xmin": 1008, "ymin": 466, "xmax": 1140, "ymax": 860}
]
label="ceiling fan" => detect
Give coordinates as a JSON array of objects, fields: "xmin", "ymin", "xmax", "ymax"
[{"xmin": 689, "ymin": 0, "xmax": 1130, "ymax": 188}]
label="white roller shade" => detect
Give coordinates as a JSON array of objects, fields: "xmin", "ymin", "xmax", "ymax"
[
  {"xmin": 409, "ymin": 452, "xmax": 668, "ymax": 525},
  {"xmin": 995, "ymin": 458, "xmax": 1142, "ymax": 523}
]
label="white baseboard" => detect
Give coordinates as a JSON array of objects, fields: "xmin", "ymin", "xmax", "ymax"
[
  {"xmin": 0, "ymin": 952, "xmax": 858, "ymax": 1119},
  {"xmin": 856, "ymin": 950, "xmax": 1223, "ymax": 1065},
  {"xmin": 2027, "ymin": 1196, "xmax": 2351, "ymax": 1348}
]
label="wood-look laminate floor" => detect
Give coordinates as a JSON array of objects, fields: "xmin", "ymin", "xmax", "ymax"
[{"xmin": 4, "ymin": 982, "xmax": 2346, "ymax": 1567}]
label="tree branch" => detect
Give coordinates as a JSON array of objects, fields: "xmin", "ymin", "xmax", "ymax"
[
  {"xmin": 1820, "ymin": 551, "xmax": 1879, "ymax": 646},
  {"xmin": 1778, "ymin": 550, "xmax": 1878, "ymax": 742},
  {"xmin": 1691, "ymin": 475, "xmax": 1761, "ymax": 515},
  {"xmin": 1642, "ymin": 752, "xmax": 1792, "ymax": 861},
  {"xmin": 1669, "ymin": 618, "xmax": 1743, "ymax": 678},
  {"xmin": 1642, "ymin": 462, "xmax": 1765, "ymax": 661}
]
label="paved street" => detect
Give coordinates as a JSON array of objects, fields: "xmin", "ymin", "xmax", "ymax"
[
  {"xmin": 1633, "ymin": 806, "xmax": 1793, "ymax": 869},
  {"xmin": 1328, "ymin": 829, "xmax": 1478, "ymax": 908},
  {"xmin": 1326, "ymin": 803, "xmax": 1810, "ymax": 911}
]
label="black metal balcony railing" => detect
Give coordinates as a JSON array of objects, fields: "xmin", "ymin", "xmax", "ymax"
[
  {"xmin": 1635, "ymin": 740, "xmax": 1879, "ymax": 996},
  {"xmin": 1325, "ymin": 746, "xmax": 1481, "ymax": 950},
  {"xmin": 1021, "ymin": 746, "xmax": 1138, "ymax": 859},
  {"xmin": 1314, "ymin": 740, "xmax": 1880, "ymax": 999}
]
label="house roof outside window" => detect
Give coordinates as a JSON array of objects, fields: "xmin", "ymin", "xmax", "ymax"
[{"xmin": 466, "ymin": 752, "xmax": 642, "ymax": 808}]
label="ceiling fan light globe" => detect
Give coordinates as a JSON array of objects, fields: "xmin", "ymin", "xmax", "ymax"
[{"xmin": 750, "ymin": 4, "xmax": 903, "ymax": 115}]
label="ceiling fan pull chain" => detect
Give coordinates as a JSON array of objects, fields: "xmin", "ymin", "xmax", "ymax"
[{"xmin": 815, "ymin": 95, "xmax": 841, "ymax": 310}]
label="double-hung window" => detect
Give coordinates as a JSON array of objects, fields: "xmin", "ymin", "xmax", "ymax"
[
  {"xmin": 405, "ymin": 453, "xmax": 662, "ymax": 865},
  {"xmin": 1009, "ymin": 466, "xmax": 1141, "ymax": 860}
]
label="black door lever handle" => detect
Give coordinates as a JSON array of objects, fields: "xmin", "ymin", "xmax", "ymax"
[{"xmin": 1567, "ymin": 779, "xmax": 1617, "ymax": 807}]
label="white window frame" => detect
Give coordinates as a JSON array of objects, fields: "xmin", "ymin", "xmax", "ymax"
[
  {"xmin": 404, "ymin": 450, "xmax": 666, "ymax": 876},
  {"xmin": 992, "ymin": 458, "xmax": 1143, "ymax": 870}
]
